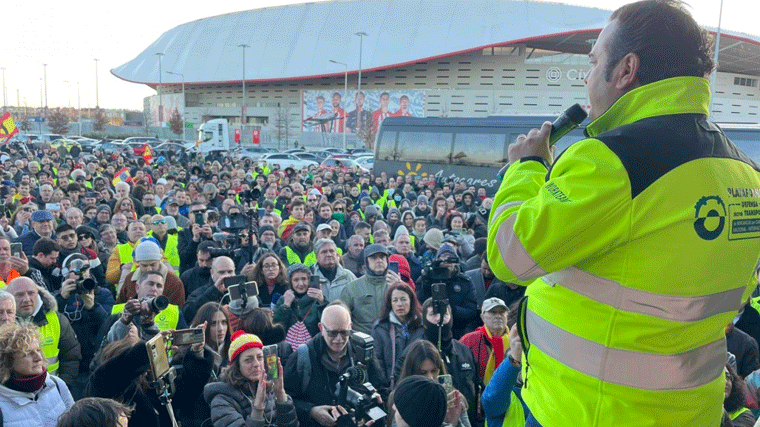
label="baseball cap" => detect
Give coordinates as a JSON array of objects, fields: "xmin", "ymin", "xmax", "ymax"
[
  {"xmin": 31, "ymin": 210, "xmax": 55, "ymax": 222},
  {"xmin": 364, "ymin": 243, "xmax": 389, "ymax": 259},
  {"xmin": 292, "ymin": 222, "xmax": 311, "ymax": 234},
  {"xmin": 316, "ymin": 223, "xmax": 332, "ymax": 233},
  {"xmin": 481, "ymin": 297, "xmax": 507, "ymax": 314},
  {"xmin": 166, "ymin": 198, "xmax": 179, "ymax": 206}
]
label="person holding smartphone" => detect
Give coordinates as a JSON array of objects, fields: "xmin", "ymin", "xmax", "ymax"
[
  {"xmin": 273, "ymin": 263, "xmax": 327, "ymax": 350},
  {"xmin": 204, "ymin": 331, "xmax": 298, "ymax": 427}
]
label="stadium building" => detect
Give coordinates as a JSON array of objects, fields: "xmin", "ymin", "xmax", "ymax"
[{"xmin": 113, "ymin": 0, "xmax": 760, "ymax": 147}]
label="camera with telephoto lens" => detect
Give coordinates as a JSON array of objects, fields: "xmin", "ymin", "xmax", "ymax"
[
  {"xmin": 142, "ymin": 295, "xmax": 169, "ymax": 314},
  {"xmin": 334, "ymin": 332, "xmax": 386, "ymax": 422},
  {"xmin": 64, "ymin": 257, "xmax": 96, "ymax": 295},
  {"xmin": 75, "ymin": 278, "xmax": 97, "ymax": 295},
  {"xmin": 237, "ymin": 189, "xmax": 260, "ymax": 204},
  {"xmin": 423, "ymin": 257, "xmax": 459, "ymax": 282}
]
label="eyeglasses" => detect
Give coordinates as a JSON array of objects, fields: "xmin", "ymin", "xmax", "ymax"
[
  {"xmin": 59, "ymin": 233, "xmax": 77, "ymax": 241},
  {"xmin": 152, "ymin": 220, "xmax": 167, "ymax": 225},
  {"xmin": 262, "ymin": 263, "xmax": 279, "ymax": 270},
  {"xmin": 112, "ymin": 218, "xmax": 127, "ymax": 223},
  {"xmin": 78, "ymin": 234, "xmax": 92, "ymax": 240},
  {"xmin": 121, "ymin": 203, "xmax": 132, "ymax": 207},
  {"xmin": 323, "ymin": 329, "xmax": 351, "ymax": 338},
  {"xmin": 23, "ymin": 207, "xmax": 33, "ymax": 212},
  {"xmin": 308, "ymin": 198, "xmax": 318, "ymax": 202},
  {"xmin": 190, "ymin": 210, "xmax": 205, "ymax": 214}
]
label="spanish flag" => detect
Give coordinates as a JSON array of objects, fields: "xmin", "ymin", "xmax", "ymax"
[
  {"xmin": 0, "ymin": 112, "xmax": 18, "ymax": 143},
  {"xmin": 112, "ymin": 167, "xmax": 131, "ymax": 186},
  {"xmin": 142, "ymin": 144, "xmax": 152, "ymax": 164}
]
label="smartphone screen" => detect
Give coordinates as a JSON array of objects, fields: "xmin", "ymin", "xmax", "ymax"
[
  {"xmin": 172, "ymin": 328, "xmax": 204, "ymax": 346},
  {"xmin": 10, "ymin": 243, "xmax": 23, "ymax": 258},
  {"xmin": 389, "ymin": 261, "xmax": 399, "ymax": 274},
  {"xmin": 224, "ymin": 275, "xmax": 246, "ymax": 298},
  {"xmin": 263, "ymin": 345, "xmax": 279, "ymax": 380},
  {"xmin": 194, "ymin": 212, "xmax": 205, "ymax": 226}
]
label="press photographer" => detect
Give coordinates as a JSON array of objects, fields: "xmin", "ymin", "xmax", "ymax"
[
  {"xmin": 416, "ymin": 244, "xmax": 478, "ymax": 338},
  {"xmin": 284, "ymin": 303, "xmax": 388, "ymax": 427}
]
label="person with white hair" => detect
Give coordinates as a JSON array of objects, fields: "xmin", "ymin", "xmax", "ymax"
[{"xmin": 0, "ymin": 290, "xmax": 15, "ymax": 325}]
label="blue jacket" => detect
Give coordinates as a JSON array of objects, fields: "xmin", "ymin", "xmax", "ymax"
[{"xmin": 481, "ymin": 355, "xmax": 529, "ymax": 427}]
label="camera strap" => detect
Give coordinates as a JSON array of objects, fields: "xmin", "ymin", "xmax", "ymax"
[{"xmin": 390, "ymin": 324, "xmax": 396, "ymax": 389}]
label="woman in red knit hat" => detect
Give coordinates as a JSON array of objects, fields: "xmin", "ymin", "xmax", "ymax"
[{"xmin": 204, "ymin": 330, "xmax": 298, "ymax": 427}]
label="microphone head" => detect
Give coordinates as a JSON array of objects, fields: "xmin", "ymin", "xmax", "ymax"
[{"xmin": 566, "ymin": 104, "xmax": 588, "ymax": 124}]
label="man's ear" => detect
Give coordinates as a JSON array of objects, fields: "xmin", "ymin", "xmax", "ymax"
[
  {"xmin": 318, "ymin": 322, "xmax": 323, "ymax": 332},
  {"xmin": 615, "ymin": 52, "xmax": 641, "ymax": 91}
]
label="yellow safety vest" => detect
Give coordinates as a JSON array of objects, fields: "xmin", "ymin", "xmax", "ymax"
[
  {"xmin": 0, "ymin": 269, "xmax": 21, "ymax": 289},
  {"xmin": 501, "ymin": 392, "xmax": 525, "ymax": 427},
  {"xmin": 111, "ymin": 303, "xmax": 180, "ymax": 331},
  {"xmin": 117, "ymin": 242, "xmax": 135, "ymax": 265},
  {"xmin": 39, "ymin": 310, "xmax": 61, "ymax": 375},
  {"xmin": 729, "ymin": 407, "xmax": 750, "ymax": 421},
  {"xmin": 285, "ymin": 246, "xmax": 316, "ymax": 266},
  {"xmin": 147, "ymin": 231, "xmax": 180, "ymax": 269}
]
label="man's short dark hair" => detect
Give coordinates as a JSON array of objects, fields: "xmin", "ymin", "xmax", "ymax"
[
  {"xmin": 139, "ymin": 270, "xmax": 164, "ymax": 284},
  {"xmin": 606, "ymin": 0, "xmax": 714, "ymax": 85},
  {"xmin": 354, "ymin": 221, "xmax": 371, "ymax": 233},
  {"xmin": 197, "ymin": 240, "xmax": 218, "ymax": 255},
  {"xmin": 56, "ymin": 397, "xmax": 133, "ymax": 427},
  {"xmin": 55, "ymin": 224, "xmax": 74, "ymax": 235},
  {"xmin": 32, "ymin": 237, "xmax": 60, "ymax": 256}
]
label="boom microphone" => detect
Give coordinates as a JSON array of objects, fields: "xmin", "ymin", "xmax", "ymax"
[{"xmin": 497, "ymin": 104, "xmax": 588, "ymax": 179}]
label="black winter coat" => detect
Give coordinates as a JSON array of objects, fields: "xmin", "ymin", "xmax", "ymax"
[
  {"xmin": 371, "ymin": 318, "xmax": 424, "ymax": 384},
  {"xmin": 417, "ymin": 271, "xmax": 478, "ymax": 338}
]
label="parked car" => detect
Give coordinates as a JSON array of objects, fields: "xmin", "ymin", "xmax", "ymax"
[
  {"xmin": 320, "ymin": 157, "xmax": 369, "ymax": 174},
  {"xmin": 76, "ymin": 138, "xmax": 100, "ymax": 153},
  {"xmin": 234, "ymin": 146, "xmax": 273, "ymax": 161},
  {"xmin": 259, "ymin": 153, "xmax": 319, "ymax": 170},
  {"xmin": 345, "ymin": 148, "xmax": 373, "ymax": 156},
  {"xmin": 122, "ymin": 137, "xmax": 163, "ymax": 155},
  {"xmin": 282, "ymin": 148, "xmax": 306, "ymax": 154},
  {"xmin": 355, "ymin": 155, "xmax": 374, "ymax": 170},
  {"xmin": 99, "ymin": 141, "xmax": 128, "ymax": 155},
  {"xmin": 294, "ymin": 152, "xmax": 322, "ymax": 162}
]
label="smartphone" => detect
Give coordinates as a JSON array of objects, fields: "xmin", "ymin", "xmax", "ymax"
[
  {"xmin": 226, "ymin": 276, "xmax": 259, "ymax": 300},
  {"xmin": 309, "ymin": 275, "xmax": 321, "ymax": 289},
  {"xmin": 146, "ymin": 334, "xmax": 171, "ymax": 381},
  {"xmin": 172, "ymin": 328, "xmax": 204, "ymax": 346},
  {"xmin": 10, "ymin": 243, "xmax": 23, "ymax": 258},
  {"xmin": 263, "ymin": 344, "xmax": 279, "ymax": 380},
  {"xmin": 45, "ymin": 202, "xmax": 60, "ymax": 211},
  {"xmin": 194, "ymin": 211, "xmax": 204, "ymax": 226},
  {"xmin": 389, "ymin": 261, "xmax": 399, "ymax": 274},
  {"xmin": 431, "ymin": 283, "xmax": 447, "ymax": 301},
  {"xmin": 438, "ymin": 374, "xmax": 455, "ymax": 408}
]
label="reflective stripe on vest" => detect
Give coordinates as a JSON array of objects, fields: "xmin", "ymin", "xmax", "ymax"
[
  {"xmin": 525, "ymin": 308, "xmax": 725, "ymax": 390},
  {"xmin": 111, "ymin": 303, "xmax": 180, "ymax": 331},
  {"xmin": 729, "ymin": 407, "xmax": 750, "ymax": 421},
  {"xmin": 501, "ymin": 391, "xmax": 525, "ymax": 427},
  {"xmin": 39, "ymin": 310, "xmax": 61, "ymax": 375},
  {"xmin": 285, "ymin": 246, "xmax": 316, "ymax": 266}
]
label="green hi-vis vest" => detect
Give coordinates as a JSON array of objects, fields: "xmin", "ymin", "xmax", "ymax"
[
  {"xmin": 111, "ymin": 303, "xmax": 180, "ymax": 331},
  {"xmin": 501, "ymin": 391, "xmax": 525, "ymax": 427},
  {"xmin": 39, "ymin": 310, "xmax": 61, "ymax": 375},
  {"xmin": 285, "ymin": 246, "xmax": 316, "ymax": 266}
]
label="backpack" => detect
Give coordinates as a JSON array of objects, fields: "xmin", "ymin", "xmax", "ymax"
[{"xmin": 285, "ymin": 303, "xmax": 313, "ymax": 351}]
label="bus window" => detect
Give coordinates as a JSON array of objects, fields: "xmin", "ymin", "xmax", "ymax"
[
  {"xmin": 377, "ymin": 131, "xmax": 397, "ymax": 161},
  {"xmin": 397, "ymin": 131, "xmax": 453, "ymax": 163},
  {"xmin": 453, "ymin": 132, "xmax": 507, "ymax": 166}
]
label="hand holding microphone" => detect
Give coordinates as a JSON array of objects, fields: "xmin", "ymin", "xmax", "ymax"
[{"xmin": 498, "ymin": 104, "xmax": 588, "ymax": 179}]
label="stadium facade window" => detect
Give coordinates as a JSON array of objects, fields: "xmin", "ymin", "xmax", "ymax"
[
  {"xmin": 525, "ymin": 49, "xmax": 588, "ymax": 65},
  {"xmin": 734, "ymin": 77, "xmax": 758, "ymax": 88}
]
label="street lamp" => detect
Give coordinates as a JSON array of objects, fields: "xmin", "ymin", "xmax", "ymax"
[
  {"xmin": 355, "ymin": 32, "xmax": 367, "ymax": 94},
  {"xmin": 166, "ymin": 71, "xmax": 186, "ymax": 139},
  {"xmin": 1, "ymin": 67, "xmax": 6, "ymax": 112},
  {"xmin": 239, "ymin": 44, "xmax": 249, "ymax": 126},
  {"xmin": 709, "ymin": 0, "xmax": 724, "ymax": 116},
  {"xmin": 156, "ymin": 53, "xmax": 164, "ymax": 126},
  {"xmin": 329, "ymin": 59, "xmax": 348, "ymax": 151},
  {"xmin": 77, "ymin": 81, "xmax": 81, "ymax": 136},
  {"xmin": 94, "ymin": 58, "xmax": 99, "ymax": 108}
]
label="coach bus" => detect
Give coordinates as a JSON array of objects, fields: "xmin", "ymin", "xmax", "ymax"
[{"xmin": 373, "ymin": 116, "xmax": 760, "ymax": 196}]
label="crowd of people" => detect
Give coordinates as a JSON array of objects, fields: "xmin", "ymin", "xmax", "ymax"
[{"xmin": 0, "ymin": 130, "xmax": 519, "ymax": 427}]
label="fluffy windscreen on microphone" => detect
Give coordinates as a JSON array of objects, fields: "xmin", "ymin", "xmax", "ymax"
[{"xmin": 394, "ymin": 375, "xmax": 447, "ymax": 427}]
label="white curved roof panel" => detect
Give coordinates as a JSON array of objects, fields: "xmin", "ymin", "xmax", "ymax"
[{"xmin": 111, "ymin": 0, "xmax": 613, "ymax": 85}]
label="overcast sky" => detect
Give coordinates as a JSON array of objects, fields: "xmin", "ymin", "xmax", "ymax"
[{"xmin": 5, "ymin": 0, "xmax": 752, "ymax": 111}]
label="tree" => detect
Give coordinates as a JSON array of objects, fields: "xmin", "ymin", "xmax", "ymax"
[
  {"xmin": 93, "ymin": 107, "xmax": 107, "ymax": 132},
  {"xmin": 48, "ymin": 108, "xmax": 69, "ymax": 135},
  {"xmin": 19, "ymin": 117, "xmax": 32, "ymax": 132},
  {"xmin": 169, "ymin": 108, "xmax": 183, "ymax": 136},
  {"xmin": 273, "ymin": 106, "xmax": 292, "ymax": 150}
]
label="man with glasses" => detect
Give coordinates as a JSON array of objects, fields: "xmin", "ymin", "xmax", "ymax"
[
  {"xmin": 110, "ymin": 213, "xmax": 129, "ymax": 244},
  {"xmin": 147, "ymin": 214, "xmax": 179, "ymax": 273},
  {"xmin": 55, "ymin": 224, "xmax": 107, "ymax": 289},
  {"xmin": 306, "ymin": 190, "xmax": 321, "ymax": 211},
  {"xmin": 178, "ymin": 201, "xmax": 213, "ymax": 274},
  {"xmin": 111, "ymin": 182, "xmax": 144, "ymax": 217},
  {"xmin": 15, "ymin": 210, "xmax": 57, "ymax": 256},
  {"xmin": 284, "ymin": 302, "xmax": 387, "ymax": 427}
]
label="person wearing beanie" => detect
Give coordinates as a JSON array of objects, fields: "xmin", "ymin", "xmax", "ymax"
[
  {"xmin": 146, "ymin": 214, "xmax": 180, "ymax": 273},
  {"xmin": 417, "ymin": 244, "xmax": 477, "ymax": 339},
  {"xmin": 420, "ymin": 228, "xmax": 444, "ymax": 266},
  {"xmin": 87, "ymin": 204, "xmax": 112, "ymax": 230},
  {"xmin": 414, "ymin": 195, "xmax": 430, "ymax": 218},
  {"xmin": 340, "ymin": 244, "xmax": 401, "ymax": 334},
  {"xmin": 273, "ymin": 263, "xmax": 327, "ymax": 350},
  {"xmin": 116, "ymin": 239, "xmax": 186, "ymax": 307},
  {"xmin": 393, "ymin": 376, "xmax": 448, "ymax": 427},
  {"xmin": 204, "ymin": 330, "xmax": 297, "ymax": 427}
]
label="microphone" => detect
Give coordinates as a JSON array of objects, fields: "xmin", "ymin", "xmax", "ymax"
[{"xmin": 497, "ymin": 104, "xmax": 588, "ymax": 180}]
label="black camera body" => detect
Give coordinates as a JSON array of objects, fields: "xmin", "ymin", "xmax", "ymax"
[
  {"xmin": 424, "ymin": 257, "xmax": 458, "ymax": 282},
  {"xmin": 142, "ymin": 295, "xmax": 169, "ymax": 314},
  {"xmin": 75, "ymin": 278, "xmax": 97, "ymax": 295},
  {"xmin": 334, "ymin": 332, "xmax": 386, "ymax": 422}
]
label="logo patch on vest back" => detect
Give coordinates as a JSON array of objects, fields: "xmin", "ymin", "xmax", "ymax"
[{"xmin": 694, "ymin": 196, "xmax": 726, "ymax": 240}]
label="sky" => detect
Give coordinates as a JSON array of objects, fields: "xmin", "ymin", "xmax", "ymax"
[{"xmin": 5, "ymin": 0, "xmax": 755, "ymax": 111}]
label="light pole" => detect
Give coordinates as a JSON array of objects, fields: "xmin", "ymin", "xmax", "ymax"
[
  {"xmin": 42, "ymin": 63, "xmax": 48, "ymax": 117},
  {"xmin": 63, "ymin": 80, "xmax": 71, "ymax": 107},
  {"xmin": 329, "ymin": 59, "xmax": 348, "ymax": 151},
  {"xmin": 709, "ymin": 0, "xmax": 724, "ymax": 116},
  {"xmin": 166, "ymin": 71, "xmax": 186, "ymax": 139},
  {"xmin": 156, "ymin": 53, "xmax": 164, "ymax": 127},
  {"xmin": 355, "ymin": 32, "xmax": 367, "ymax": 94},
  {"xmin": 239, "ymin": 44, "xmax": 249, "ymax": 127},
  {"xmin": 94, "ymin": 58, "xmax": 99, "ymax": 108},
  {"xmin": 77, "ymin": 81, "xmax": 81, "ymax": 136}
]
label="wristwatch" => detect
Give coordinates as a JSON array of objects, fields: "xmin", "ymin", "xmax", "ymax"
[{"xmin": 508, "ymin": 353, "xmax": 522, "ymax": 368}]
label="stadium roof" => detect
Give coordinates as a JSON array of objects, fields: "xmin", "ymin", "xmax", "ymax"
[{"xmin": 112, "ymin": 0, "xmax": 760, "ymax": 87}]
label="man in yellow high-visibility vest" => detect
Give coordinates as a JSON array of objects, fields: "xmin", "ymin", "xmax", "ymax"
[
  {"xmin": 7, "ymin": 277, "xmax": 81, "ymax": 388},
  {"xmin": 487, "ymin": 2, "xmax": 760, "ymax": 426}
]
